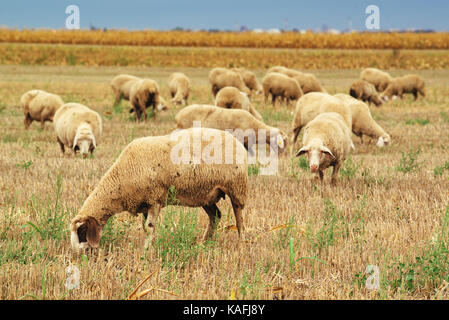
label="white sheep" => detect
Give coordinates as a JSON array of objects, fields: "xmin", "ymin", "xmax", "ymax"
[
  {"xmin": 208, "ymin": 68, "xmax": 251, "ymax": 98},
  {"xmin": 175, "ymin": 104, "xmax": 287, "ymax": 153},
  {"xmin": 295, "ymin": 112, "xmax": 353, "ymax": 184},
  {"xmin": 334, "ymin": 93, "xmax": 391, "ymax": 147},
  {"xmin": 53, "ymin": 103, "xmax": 102, "ymax": 157},
  {"xmin": 291, "ymin": 92, "xmax": 352, "ymax": 153},
  {"xmin": 111, "ymin": 74, "xmax": 140, "ymax": 104},
  {"xmin": 215, "ymin": 86, "xmax": 263, "ymax": 121},
  {"xmin": 232, "ymin": 68, "xmax": 264, "ymax": 95},
  {"xmin": 70, "ymin": 127, "xmax": 248, "ymax": 251},
  {"xmin": 20, "ymin": 90, "xmax": 64, "ymax": 129},
  {"xmin": 360, "ymin": 68, "xmax": 393, "ymax": 92},
  {"xmin": 129, "ymin": 78, "xmax": 161, "ymax": 122},
  {"xmin": 169, "ymin": 72, "xmax": 190, "ymax": 105}
]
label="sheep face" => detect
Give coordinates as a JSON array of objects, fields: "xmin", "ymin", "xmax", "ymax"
[
  {"xmin": 70, "ymin": 216, "xmax": 102, "ymax": 252},
  {"xmin": 73, "ymin": 125, "xmax": 96, "ymax": 157},
  {"xmin": 295, "ymin": 139, "xmax": 335, "ymax": 173},
  {"xmin": 270, "ymin": 130, "xmax": 288, "ymax": 153},
  {"xmin": 377, "ymin": 134, "xmax": 391, "ymax": 148}
]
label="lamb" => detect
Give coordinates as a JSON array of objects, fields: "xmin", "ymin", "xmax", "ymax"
[
  {"xmin": 295, "ymin": 112, "xmax": 353, "ymax": 184},
  {"xmin": 174, "ymin": 104, "xmax": 287, "ymax": 153},
  {"xmin": 360, "ymin": 68, "xmax": 393, "ymax": 92},
  {"xmin": 349, "ymin": 79, "xmax": 384, "ymax": 107},
  {"xmin": 215, "ymin": 86, "xmax": 264, "ymax": 121},
  {"xmin": 20, "ymin": 90, "xmax": 64, "ymax": 129},
  {"xmin": 262, "ymin": 72, "xmax": 303, "ymax": 107},
  {"xmin": 208, "ymin": 68, "xmax": 251, "ymax": 98},
  {"xmin": 380, "ymin": 75, "xmax": 426, "ymax": 101},
  {"xmin": 232, "ymin": 68, "xmax": 263, "ymax": 95},
  {"xmin": 169, "ymin": 72, "xmax": 190, "ymax": 105},
  {"xmin": 53, "ymin": 103, "xmax": 102, "ymax": 157},
  {"xmin": 291, "ymin": 92, "xmax": 352, "ymax": 153},
  {"xmin": 334, "ymin": 94, "xmax": 391, "ymax": 147},
  {"xmin": 129, "ymin": 78, "xmax": 161, "ymax": 122},
  {"xmin": 70, "ymin": 127, "xmax": 248, "ymax": 251}
]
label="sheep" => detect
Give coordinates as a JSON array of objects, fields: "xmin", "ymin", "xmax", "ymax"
[
  {"xmin": 215, "ymin": 86, "xmax": 264, "ymax": 121},
  {"xmin": 232, "ymin": 68, "xmax": 263, "ymax": 95},
  {"xmin": 111, "ymin": 74, "xmax": 140, "ymax": 104},
  {"xmin": 70, "ymin": 127, "xmax": 248, "ymax": 251},
  {"xmin": 334, "ymin": 94, "xmax": 391, "ymax": 147},
  {"xmin": 292, "ymin": 72, "xmax": 327, "ymax": 94},
  {"xmin": 20, "ymin": 90, "xmax": 64, "ymax": 129},
  {"xmin": 129, "ymin": 78, "xmax": 161, "ymax": 122},
  {"xmin": 262, "ymin": 72, "xmax": 303, "ymax": 107},
  {"xmin": 380, "ymin": 75, "xmax": 426, "ymax": 101},
  {"xmin": 53, "ymin": 103, "xmax": 102, "ymax": 157},
  {"xmin": 349, "ymin": 79, "xmax": 384, "ymax": 107},
  {"xmin": 360, "ymin": 68, "xmax": 392, "ymax": 92},
  {"xmin": 111, "ymin": 74, "xmax": 169, "ymax": 113},
  {"xmin": 295, "ymin": 112, "xmax": 353, "ymax": 184},
  {"xmin": 268, "ymin": 67, "xmax": 326, "ymax": 94},
  {"xmin": 174, "ymin": 104, "xmax": 287, "ymax": 153},
  {"xmin": 169, "ymin": 72, "xmax": 190, "ymax": 106},
  {"xmin": 208, "ymin": 68, "xmax": 251, "ymax": 98},
  {"xmin": 268, "ymin": 66, "xmax": 301, "ymax": 77},
  {"xmin": 291, "ymin": 92, "xmax": 352, "ymax": 153}
]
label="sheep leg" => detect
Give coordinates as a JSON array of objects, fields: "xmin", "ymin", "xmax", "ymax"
[
  {"xmin": 231, "ymin": 201, "xmax": 245, "ymax": 240},
  {"xmin": 24, "ymin": 114, "xmax": 32, "ymax": 129},
  {"xmin": 331, "ymin": 163, "xmax": 341, "ymax": 185},
  {"xmin": 143, "ymin": 204, "xmax": 161, "ymax": 248},
  {"xmin": 202, "ymin": 204, "xmax": 221, "ymax": 241},
  {"xmin": 413, "ymin": 89, "xmax": 418, "ymax": 100},
  {"xmin": 57, "ymin": 137, "xmax": 65, "ymax": 154}
]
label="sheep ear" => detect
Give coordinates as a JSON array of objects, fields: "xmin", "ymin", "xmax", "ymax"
[
  {"xmin": 320, "ymin": 146, "xmax": 335, "ymax": 159},
  {"xmin": 276, "ymin": 135, "xmax": 285, "ymax": 149},
  {"xmin": 85, "ymin": 216, "xmax": 101, "ymax": 248},
  {"xmin": 73, "ymin": 135, "xmax": 79, "ymax": 150},
  {"xmin": 295, "ymin": 146, "xmax": 309, "ymax": 157},
  {"xmin": 377, "ymin": 136, "xmax": 385, "ymax": 147},
  {"xmin": 91, "ymin": 134, "xmax": 97, "ymax": 149}
]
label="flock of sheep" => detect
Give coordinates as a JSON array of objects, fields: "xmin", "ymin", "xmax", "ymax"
[{"xmin": 18, "ymin": 66, "xmax": 426, "ymax": 252}]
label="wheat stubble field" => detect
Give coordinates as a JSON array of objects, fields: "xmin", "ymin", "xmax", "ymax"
[{"xmin": 0, "ymin": 62, "xmax": 449, "ymax": 300}]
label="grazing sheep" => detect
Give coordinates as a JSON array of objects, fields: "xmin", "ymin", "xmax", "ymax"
[
  {"xmin": 291, "ymin": 92, "xmax": 352, "ymax": 152},
  {"xmin": 349, "ymin": 79, "xmax": 384, "ymax": 107},
  {"xmin": 292, "ymin": 72, "xmax": 327, "ymax": 94},
  {"xmin": 209, "ymin": 68, "xmax": 251, "ymax": 98},
  {"xmin": 129, "ymin": 79, "xmax": 161, "ymax": 122},
  {"xmin": 20, "ymin": 90, "xmax": 64, "ymax": 129},
  {"xmin": 232, "ymin": 68, "xmax": 263, "ymax": 95},
  {"xmin": 268, "ymin": 66, "xmax": 301, "ymax": 77},
  {"xmin": 334, "ymin": 94, "xmax": 391, "ymax": 147},
  {"xmin": 175, "ymin": 104, "xmax": 287, "ymax": 153},
  {"xmin": 169, "ymin": 72, "xmax": 190, "ymax": 105},
  {"xmin": 380, "ymin": 75, "xmax": 426, "ymax": 101},
  {"xmin": 360, "ymin": 68, "xmax": 392, "ymax": 92},
  {"xmin": 70, "ymin": 127, "xmax": 248, "ymax": 251},
  {"xmin": 262, "ymin": 72, "xmax": 303, "ymax": 107},
  {"xmin": 215, "ymin": 86, "xmax": 263, "ymax": 121},
  {"xmin": 268, "ymin": 67, "xmax": 326, "ymax": 94},
  {"xmin": 53, "ymin": 103, "xmax": 102, "ymax": 157},
  {"xmin": 111, "ymin": 74, "xmax": 140, "ymax": 104},
  {"xmin": 295, "ymin": 112, "xmax": 353, "ymax": 184}
]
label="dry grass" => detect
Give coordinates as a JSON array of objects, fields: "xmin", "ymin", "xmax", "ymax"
[{"xmin": 0, "ymin": 64, "xmax": 449, "ymax": 300}]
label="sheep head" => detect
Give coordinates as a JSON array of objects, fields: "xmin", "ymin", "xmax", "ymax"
[
  {"xmin": 270, "ymin": 129, "xmax": 288, "ymax": 154},
  {"xmin": 73, "ymin": 123, "xmax": 96, "ymax": 157},
  {"xmin": 295, "ymin": 139, "xmax": 335, "ymax": 173},
  {"xmin": 377, "ymin": 133, "xmax": 391, "ymax": 148},
  {"xmin": 70, "ymin": 216, "xmax": 102, "ymax": 252}
]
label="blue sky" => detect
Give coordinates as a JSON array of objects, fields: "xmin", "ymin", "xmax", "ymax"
[{"xmin": 1, "ymin": 0, "xmax": 448, "ymax": 31}]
